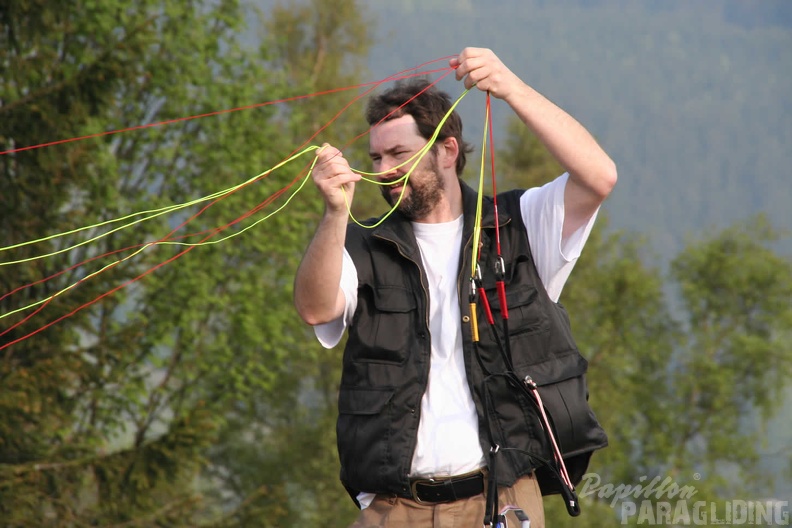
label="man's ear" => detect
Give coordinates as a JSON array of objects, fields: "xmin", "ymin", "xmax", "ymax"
[{"xmin": 439, "ymin": 137, "xmax": 459, "ymax": 170}]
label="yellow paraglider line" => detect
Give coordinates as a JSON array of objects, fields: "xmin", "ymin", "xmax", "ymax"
[{"xmin": 0, "ymin": 58, "xmax": 493, "ymax": 354}]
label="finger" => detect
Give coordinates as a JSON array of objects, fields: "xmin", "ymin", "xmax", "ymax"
[
  {"xmin": 317, "ymin": 146, "xmax": 341, "ymax": 163},
  {"xmin": 457, "ymin": 56, "xmax": 488, "ymax": 85},
  {"xmin": 315, "ymin": 159, "xmax": 358, "ymax": 188}
]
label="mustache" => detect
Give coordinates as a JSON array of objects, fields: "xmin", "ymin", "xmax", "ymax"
[{"xmin": 379, "ymin": 176, "xmax": 407, "ymax": 186}]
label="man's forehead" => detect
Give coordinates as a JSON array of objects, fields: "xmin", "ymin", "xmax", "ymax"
[{"xmin": 369, "ymin": 115, "xmax": 422, "ymax": 147}]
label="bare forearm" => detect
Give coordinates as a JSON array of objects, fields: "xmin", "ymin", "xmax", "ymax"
[
  {"xmin": 294, "ymin": 209, "xmax": 348, "ymax": 325},
  {"xmin": 504, "ymin": 82, "xmax": 616, "ymax": 198},
  {"xmin": 295, "ymin": 144, "xmax": 359, "ymax": 325}
]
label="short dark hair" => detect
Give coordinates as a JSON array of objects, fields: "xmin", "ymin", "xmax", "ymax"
[{"xmin": 365, "ymin": 79, "xmax": 474, "ymax": 175}]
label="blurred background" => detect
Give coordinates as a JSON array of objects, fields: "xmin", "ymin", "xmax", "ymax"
[{"xmin": 1, "ymin": 1, "xmax": 789, "ymax": 526}]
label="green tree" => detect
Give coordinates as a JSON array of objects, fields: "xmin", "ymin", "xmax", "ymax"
[
  {"xmin": 0, "ymin": 1, "xmax": 224, "ymax": 523},
  {"xmin": 0, "ymin": 0, "xmax": 370, "ymax": 525},
  {"xmin": 664, "ymin": 216, "xmax": 792, "ymax": 491},
  {"xmin": 196, "ymin": 1, "xmax": 374, "ymax": 526}
]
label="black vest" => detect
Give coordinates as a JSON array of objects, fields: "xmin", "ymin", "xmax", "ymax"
[{"xmin": 338, "ymin": 181, "xmax": 607, "ymax": 501}]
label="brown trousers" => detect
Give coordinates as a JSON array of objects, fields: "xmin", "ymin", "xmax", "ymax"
[{"xmin": 349, "ymin": 473, "xmax": 544, "ymax": 528}]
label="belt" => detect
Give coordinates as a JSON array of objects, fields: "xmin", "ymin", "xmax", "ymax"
[{"xmin": 409, "ymin": 469, "xmax": 486, "ymax": 504}]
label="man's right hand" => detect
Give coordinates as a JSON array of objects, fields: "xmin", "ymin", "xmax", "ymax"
[{"xmin": 314, "ymin": 143, "xmax": 361, "ymax": 215}]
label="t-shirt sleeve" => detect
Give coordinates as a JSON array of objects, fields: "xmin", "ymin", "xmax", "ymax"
[
  {"xmin": 519, "ymin": 172, "xmax": 599, "ymax": 302},
  {"xmin": 313, "ymin": 248, "xmax": 359, "ymax": 348}
]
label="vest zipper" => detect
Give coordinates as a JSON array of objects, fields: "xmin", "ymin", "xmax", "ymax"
[{"xmin": 373, "ymin": 232, "xmax": 432, "ymax": 486}]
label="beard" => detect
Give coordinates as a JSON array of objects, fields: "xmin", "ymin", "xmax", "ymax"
[{"xmin": 380, "ymin": 154, "xmax": 445, "ymax": 221}]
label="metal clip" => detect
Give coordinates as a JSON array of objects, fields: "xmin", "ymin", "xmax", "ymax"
[{"xmin": 495, "ymin": 256, "xmax": 505, "ymax": 280}]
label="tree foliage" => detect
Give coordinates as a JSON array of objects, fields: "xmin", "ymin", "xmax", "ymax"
[
  {"xmin": 201, "ymin": 1, "xmax": 373, "ymax": 525},
  {"xmin": 1, "ymin": 0, "xmax": 370, "ymax": 525}
]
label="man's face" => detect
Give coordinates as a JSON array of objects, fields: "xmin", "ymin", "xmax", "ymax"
[{"xmin": 369, "ymin": 115, "xmax": 444, "ymax": 221}]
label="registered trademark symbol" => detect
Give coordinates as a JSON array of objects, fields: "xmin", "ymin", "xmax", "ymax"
[{"xmin": 693, "ymin": 473, "xmax": 701, "ymax": 480}]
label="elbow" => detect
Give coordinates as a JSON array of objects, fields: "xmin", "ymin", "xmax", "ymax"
[
  {"xmin": 293, "ymin": 281, "xmax": 324, "ymax": 326},
  {"xmin": 294, "ymin": 301, "xmax": 319, "ymax": 326},
  {"xmin": 596, "ymin": 159, "xmax": 618, "ymax": 200},
  {"xmin": 294, "ymin": 299, "xmax": 335, "ymax": 327},
  {"xmin": 299, "ymin": 311, "xmax": 326, "ymax": 327},
  {"xmin": 570, "ymin": 158, "xmax": 617, "ymax": 202}
]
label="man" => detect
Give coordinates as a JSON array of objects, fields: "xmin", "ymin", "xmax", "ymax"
[{"xmin": 294, "ymin": 47, "xmax": 616, "ymax": 528}]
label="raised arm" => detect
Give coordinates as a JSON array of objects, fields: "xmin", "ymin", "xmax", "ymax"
[
  {"xmin": 294, "ymin": 144, "xmax": 360, "ymax": 325},
  {"xmin": 451, "ymin": 47, "xmax": 617, "ymax": 239}
]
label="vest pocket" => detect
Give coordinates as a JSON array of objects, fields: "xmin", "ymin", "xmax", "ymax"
[
  {"xmin": 337, "ymin": 386, "xmax": 395, "ymax": 491},
  {"xmin": 352, "ymin": 285, "xmax": 416, "ymax": 364},
  {"xmin": 536, "ymin": 375, "xmax": 608, "ymax": 456},
  {"xmin": 534, "ymin": 370, "xmax": 609, "ymax": 494},
  {"xmin": 488, "ymin": 285, "xmax": 549, "ymax": 336}
]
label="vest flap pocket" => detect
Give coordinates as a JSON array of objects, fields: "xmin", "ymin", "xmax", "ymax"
[
  {"xmin": 372, "ymin": 286, "xmax": 416, "ymax": 313},
  {"xmin": 489, "ymin": 284, "xmax": 538, "ymax": 311},
  {"xmin": 338, "ymin": 386, "xmax": 395, "ymax": 415},
  {"xmin": 516, "ymin": 351, "xmax": 588, "ymax": 386},
  {"xmin": 488, "ymin": 285, "xmax": 548, "ymax": 336},
  {"xmin": 349, "ymin": 285, "xmax": 415, "ymax": 364}
]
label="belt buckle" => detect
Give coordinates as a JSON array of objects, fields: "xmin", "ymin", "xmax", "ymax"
[{"xmin": 410, "ymin": 476, "xmax": 438, "ymax": 504}]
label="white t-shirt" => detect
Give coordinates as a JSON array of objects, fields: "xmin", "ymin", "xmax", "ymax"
[{"xmin": 315, "ymin": 173, "xmax": 598, "ymax": 508}]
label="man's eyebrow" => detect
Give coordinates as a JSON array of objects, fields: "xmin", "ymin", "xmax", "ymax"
[{"xmin": 369, "ymin": 144, "xmax": 408, "ymax": 157}]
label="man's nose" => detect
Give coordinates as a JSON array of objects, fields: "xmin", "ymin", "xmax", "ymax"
[{"xmin": 378, "ymin": 158, "xmax": 399, "ymax": 179}]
